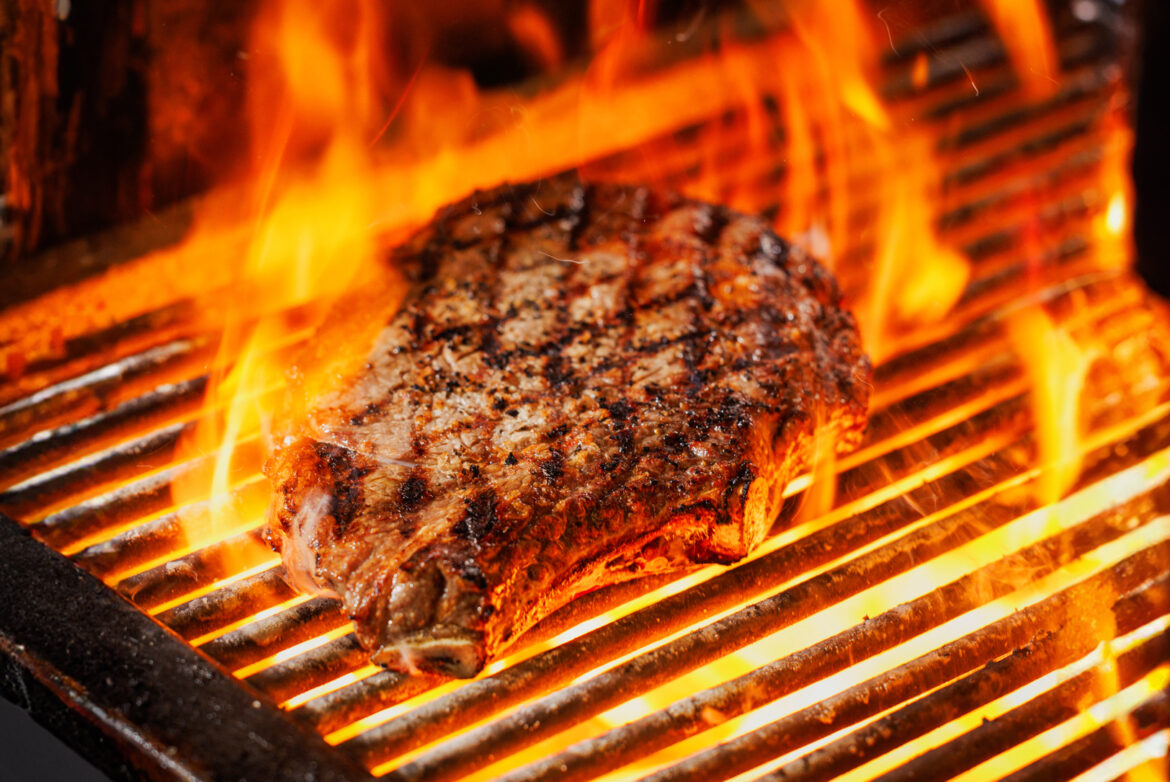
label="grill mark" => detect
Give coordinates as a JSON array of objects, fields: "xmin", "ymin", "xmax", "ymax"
[
  {"xmin": 398, "ymin": 474, "xmax": 427, "ymax": 509},
  {"xmin": 499, "ymin": 182, "xmax": 534, "ymax": 231},
  {"xmin": 349, "ymin": 400, "xmax": 385, "ymax": 426},
  {"xmin": 453, "ymin": 491, "xmax": 499, "ymax": 545},
  {"xmin": 312, "ymin": 442, "xmax": 373, "ymax": 536},
  {"xmin": 270, "ymin": 174, "xmax": 871, "ymax": 677},
  {"xmin": 756, "ymin": 229, "xmax": 791, "ymax": 268},
  {"xmin": 720, "ymin": 461, "xmax": 757, "ymax": 524},
  {"xmin": 692, "ymin": 203, "xmax": 729, "ymax": 245},
  {"xmin": 680, "ymin": 300, "xmax": 712, "ymax": 397},
  {"xmin": 544, "ymin": 204, "xmax": 586, "ymax": 392},
  {"xmin": 478, "ymin": 213, "xmax": 522, "ymax": 473},
  {"xmin": 538, "ymin": 449, "xmax": 566, "ymax": 483},
  {"xmin": 595, "ymin": 205, "xmax": 656, "ymax": 501}
]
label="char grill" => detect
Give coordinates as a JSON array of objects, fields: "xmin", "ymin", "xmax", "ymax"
[{"xmin": 1, "ymin": 2, "xmax": 1169, "ymax": 781}]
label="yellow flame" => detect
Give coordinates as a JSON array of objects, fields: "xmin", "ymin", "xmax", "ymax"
[
  {"xmin": 1007, "ymin": 307, "xmax": 1100, "ymax": 505},
  {"xmin": 977, "ymin": 0, "xmax": 1060, "ymax": 98},
  {"xmin": 170, "ymin": 0, "xmax": 398, "ymax": 574},
  {"xmin": 1091, "ymin": 105, "xmax": 1135, "ymax": 271},
  {"xmin": 757, "ymin": 0, "xmax": 971, "ymax": 361}
]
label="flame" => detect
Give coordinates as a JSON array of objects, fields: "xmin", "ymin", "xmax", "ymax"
[
  {"xmin": 70, "ymin": 0, "xmax": 1160, "ymax": 777},
  {"xmin": 748, "ymin": 0, "xmax": 971, "ymax": 361},
  {"xmin": 861, "ymin": 133, "xmax": 971, "ymax": 360},
  {"xmin": 1007, "ymin": 306, "xmax": 1100, "ymax": 505},
  {"xmin": 170, "ymin": 0, "xmax": 400, "ymax": 570},
  {"xmin": 1092, "ymin": 102, "xmax": 1135, "ymax": 271},
  {"xmin": 977, "ymin": 0, "xmax": 1060, "ymax": 98}
]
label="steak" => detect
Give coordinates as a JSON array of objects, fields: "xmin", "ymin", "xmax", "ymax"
[{"xmin": 265, "ymin": 174, "xmax": 871, "ymax": 678}]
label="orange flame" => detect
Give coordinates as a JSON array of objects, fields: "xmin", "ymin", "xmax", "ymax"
[
  {"xmin": 1092, "ymin": 100, "xmax": 1135, "ymax": 272},
  {"xmin": 171, "ymin": 0, "xmax": 400, "ymax": 563},
  {"xmin": 763, "ymin": 0, "xmax": 970, "ymax": 360},
  {"xmin": 977, "ymin": 0, "xmax": 1060, "ymax": 98},
  {"xmin": 1007, "ymin": 306, "xmax": 1099, "ymax": 505},
  {"xmin": 118, "ymin": 2, "xmax": 1159, "ymax": 776}
]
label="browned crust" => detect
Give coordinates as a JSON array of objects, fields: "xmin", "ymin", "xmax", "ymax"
[{"xmin": 265, "ymin": 173, "xmax": 871, "ymax": 677}]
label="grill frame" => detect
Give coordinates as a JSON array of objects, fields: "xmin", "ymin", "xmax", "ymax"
[{"xmin": 0, "ymin": 510, "xmax": 374, "ymax": 782}]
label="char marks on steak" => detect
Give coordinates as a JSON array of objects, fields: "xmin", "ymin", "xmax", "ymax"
[{"xmin": 266, "ymin": 174, "xmax": 871, "ymax": 677}]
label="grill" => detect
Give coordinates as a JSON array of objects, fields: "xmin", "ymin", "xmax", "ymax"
[{"xmin": 2, "ymin": 1, "xmax": 1169, "ymax": 780}]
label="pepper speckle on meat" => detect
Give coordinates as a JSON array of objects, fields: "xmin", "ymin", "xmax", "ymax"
[{"xmin": 266, "ymin": 172, "xmax": 871, "ymax": 678}]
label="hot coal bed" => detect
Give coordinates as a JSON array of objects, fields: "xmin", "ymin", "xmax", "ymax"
[{"xmin": 1, "ymin": 2, "xmax": 1169, "ymax": 781}]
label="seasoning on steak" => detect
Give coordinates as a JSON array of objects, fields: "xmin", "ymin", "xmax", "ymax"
[{"xmin": 265, "ymin": 173, "xmax": 871, "ymax": 678}]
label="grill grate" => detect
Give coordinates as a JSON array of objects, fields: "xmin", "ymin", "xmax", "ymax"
[{"xmin": 1, "ymin": 3, "xmax": 1168, "ymax": 781}]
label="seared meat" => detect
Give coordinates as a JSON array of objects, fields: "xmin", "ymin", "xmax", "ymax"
[{"xmin": 266, "ymin": 174, "xmax": 871, "ymax": 678}]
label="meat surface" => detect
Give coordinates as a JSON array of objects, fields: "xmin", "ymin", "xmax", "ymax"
[{"xmin": 266, "ymin": 174, "xmax": 871, "ymax": 678}]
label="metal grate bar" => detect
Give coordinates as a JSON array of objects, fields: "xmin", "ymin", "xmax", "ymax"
[
  {"xmin": 493, "ymin": 489, "xmax": 1170, "ymax": 782},
  {"xmin": 0, "ymin": 299, "xmax": 203, "ymax": 408},
  {"xmin": 200, "ymin": 596, "xmax": 350, "ymax": 672},
  {"xmin": 152, "ymin": 565, "xmax": 294, "ymax": 637},
  {"xmin": 634, "ymin": 545, "xmax": 1170, "ymax": 782},
  {"xmin": 0, "ymin": 377, "xmax": 207, "ymax": 490},
  {"xmin": 29, "ymin": 444, "xmax": 262, "ymax": 550},
  {"xmin": 118, "ymin": 526, "xmax": 277, "ymax": 609},
  {"xmin": 867, "ymin": 612, "xmax": 1170, "ymax": 782},
  {"xmin": 759, "ymin": 621, "xmax": 1170, "ymax": 782},
  {"xmin": 0, "ymin": 336, "xmax": 213, "ymax": 451},
  {"xmin": 0, "ymin": 421, "xmax": 193, "ymax": 518},
  {"xmin": 998, "ymin": 692, "xmax": 1170, "ymax": 782}
]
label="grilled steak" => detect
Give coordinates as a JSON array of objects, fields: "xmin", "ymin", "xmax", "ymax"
[{"xmin": 266, "ymin": 174, "xmax": 871, "ymax": 678}]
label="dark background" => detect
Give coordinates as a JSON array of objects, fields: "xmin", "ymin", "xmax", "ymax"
[
  {"xmin": 0, "ymin": 696, "xmax": 109, "ymax": 781},
  {"xmin": 1134, "ymin": 0, "xmax": 1170, "ymax": 297}
]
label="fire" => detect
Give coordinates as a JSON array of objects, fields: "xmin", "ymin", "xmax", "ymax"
[
  {"xmin": 749, "ymin": 0, "xmax": 972, "ymax": 361},
  {"xmin": 170, "ymin": 0, "xmax": 398, "ymax": 567},
  {"xmin": 1007, "ymin": 306, "xmax": 1099, "ymax": 505},
  {"xmin": 977, "ymin": 0, "xmax": 1060, "ymax": 98},
  {"xmin": 70, "ymin": 0, "xmax": 1159, "ymax": 777},
  {"xmin": 861, "ymin": 133, "xmax": 971, "ymax": 360},
  {"xmin": 1092, "ymin": 103, "xmax": 1135, "ymax": 271}
]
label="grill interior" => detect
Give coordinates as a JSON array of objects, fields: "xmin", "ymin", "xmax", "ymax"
[{"xmin": 2, "ymin": 2, "xmax": 1169, "ymax": 781}]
